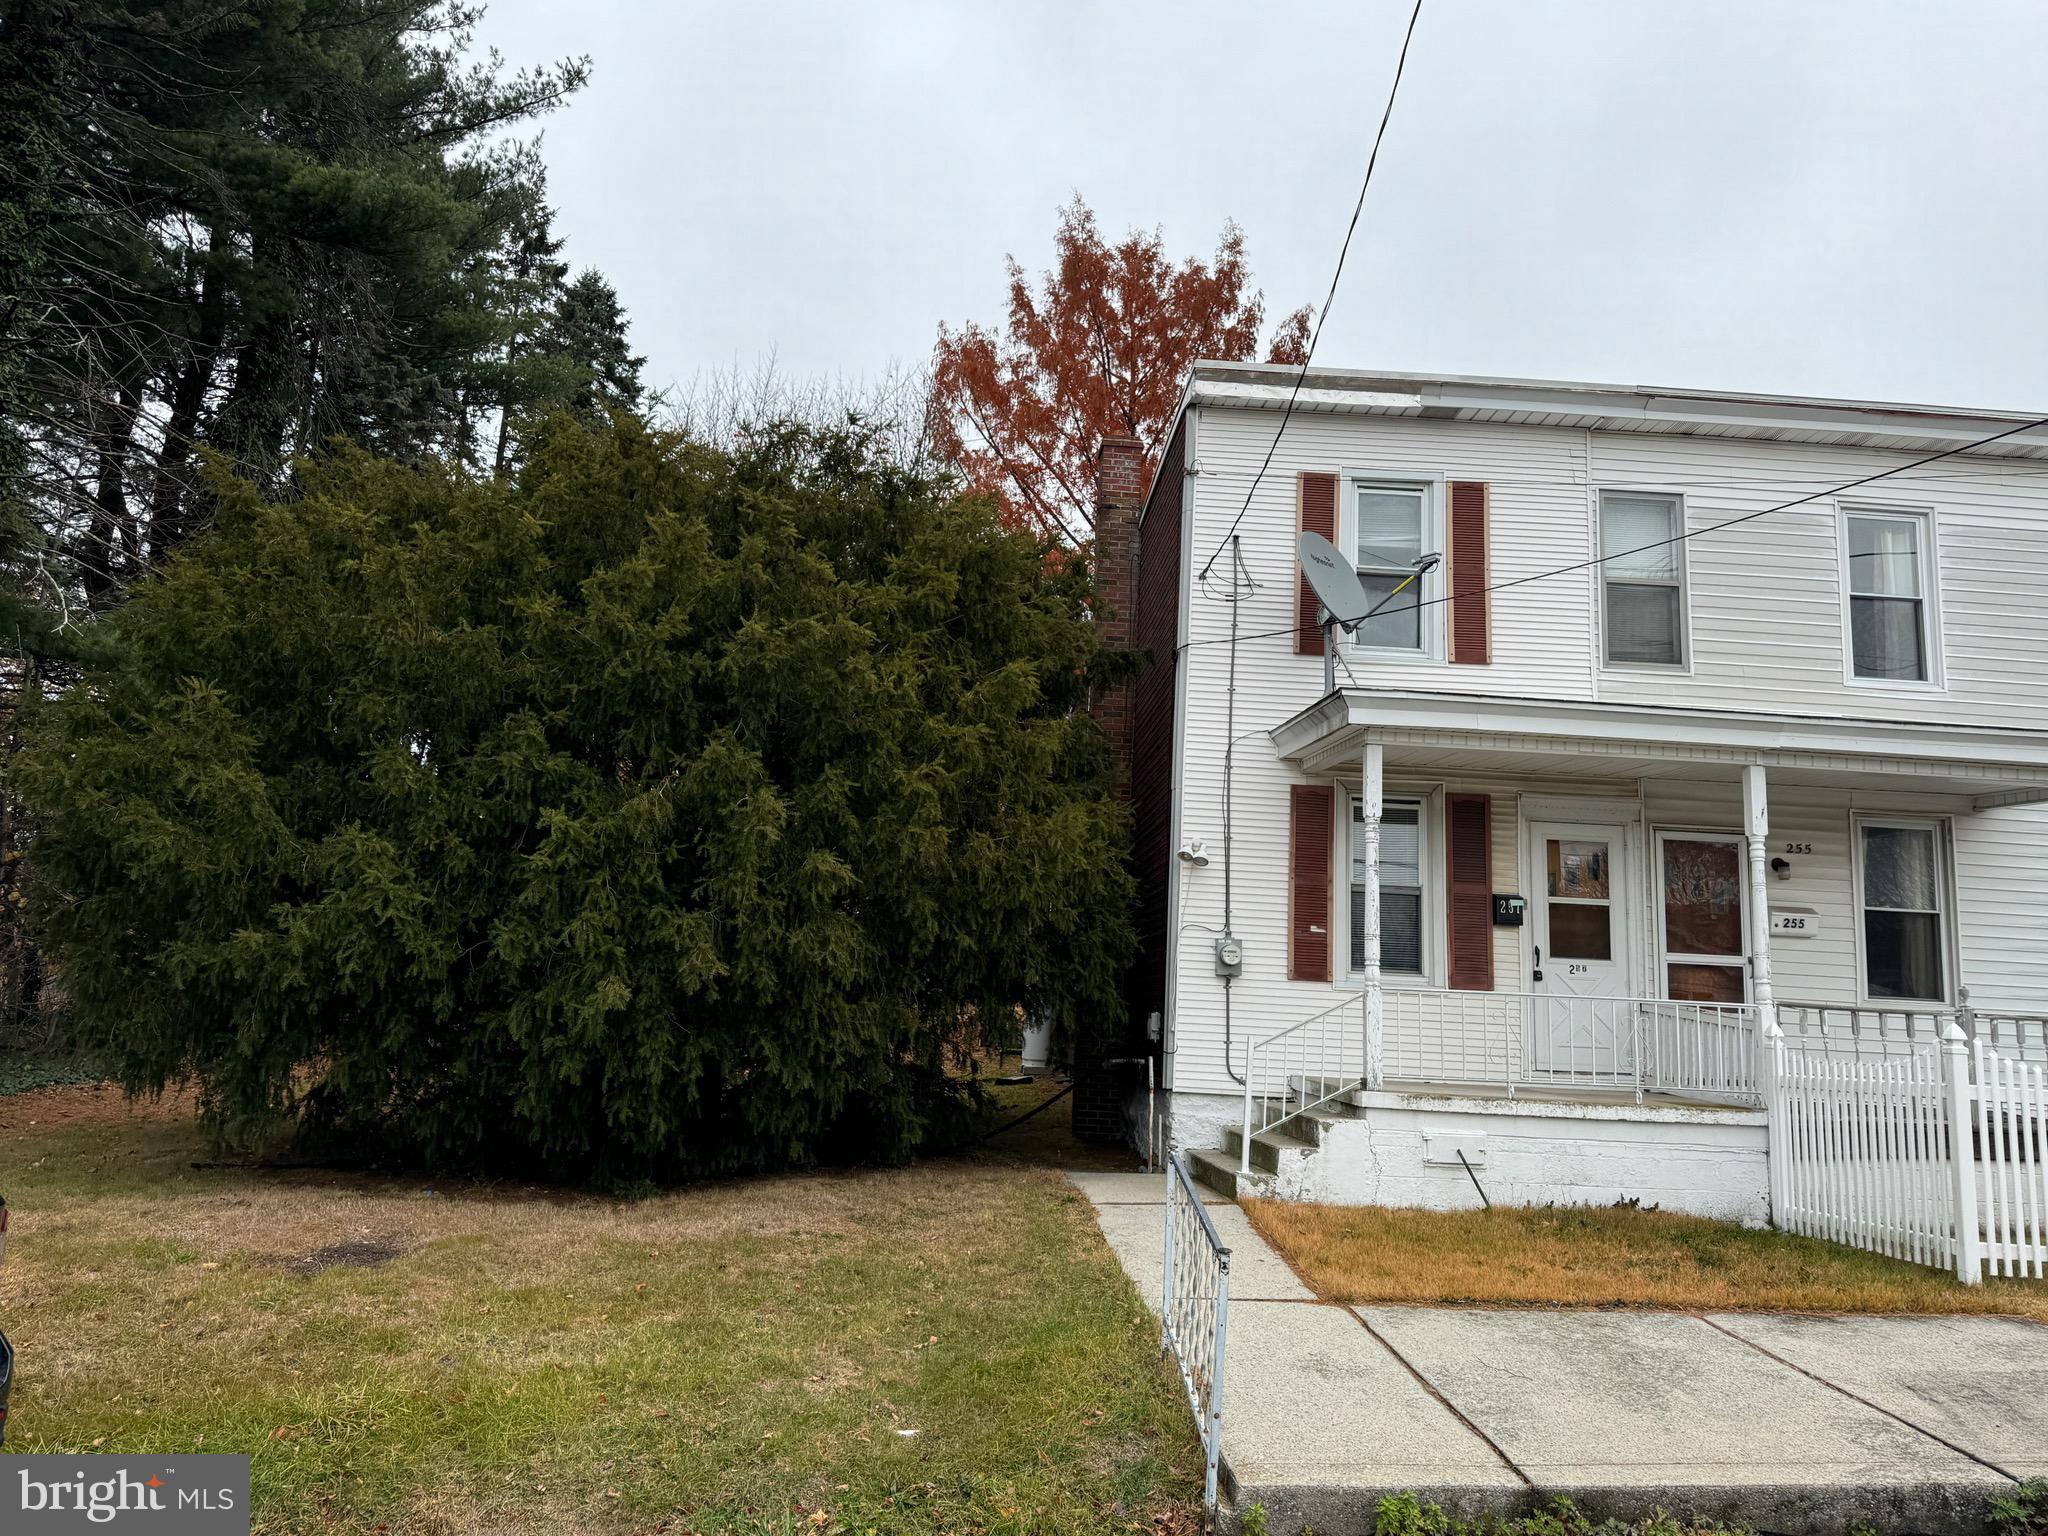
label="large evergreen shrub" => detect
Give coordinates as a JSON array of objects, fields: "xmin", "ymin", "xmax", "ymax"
[{"xmin": 16, "ymin": 419, "xmax": 1133, "ymax": 1178}]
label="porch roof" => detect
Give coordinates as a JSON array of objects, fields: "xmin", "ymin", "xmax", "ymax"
[{"xmin": 1269, "ymin": 688, "xmax": 2048, "ymax": 807}]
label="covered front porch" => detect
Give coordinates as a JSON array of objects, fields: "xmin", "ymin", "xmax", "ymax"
[{"xmin": 1231, "ymin": 689, "xmax": 2048, "ymax": 1181}]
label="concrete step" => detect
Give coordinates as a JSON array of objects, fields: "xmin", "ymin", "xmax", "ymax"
[
  {"xmin": 1218, "ymin": 1123, "xmax": 1320, "ymax": 1175},
  {"xmin": 1186, "ymin": 1145, "xmax": 1274, "ymax": 1201}
]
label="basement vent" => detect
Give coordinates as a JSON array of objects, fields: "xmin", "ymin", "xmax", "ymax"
[{"xmin": 1423, "ymin": 1132, "xmax": 1487, "ymax": 1168}]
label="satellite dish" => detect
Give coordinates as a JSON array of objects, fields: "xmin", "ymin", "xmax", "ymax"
[{"xmin": 1297, "ymin": 530, "xmax": 1370, "ymax": 626}]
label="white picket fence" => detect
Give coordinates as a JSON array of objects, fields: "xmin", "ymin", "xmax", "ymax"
[{"xmin": 1769, "ymin": 1025, "xmax": 2048, "ymax": 1282}]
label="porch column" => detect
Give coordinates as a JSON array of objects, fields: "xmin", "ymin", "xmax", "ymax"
[
  {"xmin": 1742, "ymin": 764, "xmax": 1776, "ymax": 1021},
  {"xmin": 1362, "ymin": 741, "xmax": 1385, "ymax": 1090}
]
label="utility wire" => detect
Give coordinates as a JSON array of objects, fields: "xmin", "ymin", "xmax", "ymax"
[
  {"xmin": 1178, "ymin": 410, "xmax": 2048, "ymax": 654},
  {"xmin": 1194, "ymin": 0, "xmax": 1427, "ymax": 583}
]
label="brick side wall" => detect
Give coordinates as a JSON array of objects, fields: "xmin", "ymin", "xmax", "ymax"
[
  {"xmin": 1090, "ymin": 438, "xmax": 1145, "ymax": 780},
  {"xmin": 1077, "ymin": 433, "xmax": 1175, "ymax": 1146},
  {"xmin": 1070, "ymin": 1059, "xmax": 1137, "ymax": 1145},
  {"xmin": 1125, "ymin": 422, "xmax": 1184, "ymax": 1038}
]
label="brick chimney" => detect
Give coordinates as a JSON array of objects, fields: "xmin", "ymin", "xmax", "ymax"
[{"xmin": 1090, "ymin": 437, "xmax": 1146, "ymax": 785}]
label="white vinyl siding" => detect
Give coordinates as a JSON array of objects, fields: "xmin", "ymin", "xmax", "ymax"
[
  {"xmin": 1953, "ymin": 801, "xmax": 2048, "ymax": 1014},
  {"xmin": 1600, "ymin": 492, "xmax": 1686, "ymax": 667},
  {"xmin": 1157, "ymin": 404, "xmax": 2048, "ymax": 1097}
]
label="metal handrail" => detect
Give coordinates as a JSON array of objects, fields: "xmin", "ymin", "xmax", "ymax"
[
  {"xmin": 1161, "ymin": 1153, "xmax": 1231, "ymax": 1520},
  {"xmin": 1239, "ymin": 993, "xmax": 1362, "ymax": 1173}
]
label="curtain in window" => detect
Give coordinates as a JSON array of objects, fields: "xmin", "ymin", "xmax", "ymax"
[
  {"xmin": 1848, "ymin": 517, "xmax": 1927, "ymax": 680},
  {"xmin": 1600, "ymin": 496, "xmax": 1680, "ymax": 579},
  {"xmin": 1352, "ymin": 804, "xmax": 1423, "ymax": 974},
  {"xmin": 1357, "ymin": 491, "xmax": 1423, "ymax": 567},
  {"xmin": 1861, "ymin": 824, "xmax": 1943, "ymax": 1000}
]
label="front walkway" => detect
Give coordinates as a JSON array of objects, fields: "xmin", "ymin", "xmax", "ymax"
[{"xmin": 1067, "ymin": 1171, "xmax": 2048, "ymax": 1536}]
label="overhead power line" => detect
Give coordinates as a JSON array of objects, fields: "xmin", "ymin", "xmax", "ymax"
[
  {"xmin": 1179, "ymin": 410, "xmax": 2048, "ymax": 653},
  {"xmin": 1194, "ymin": 0, "xmax": 1427, "ymax": 584}
]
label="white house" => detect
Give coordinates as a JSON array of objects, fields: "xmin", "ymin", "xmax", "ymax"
[{"xmin": 1096, "ymin": 364, "xmax": 2048, "ymax": 1222}]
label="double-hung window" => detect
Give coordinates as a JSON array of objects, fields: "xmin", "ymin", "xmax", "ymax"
[
  {"xmin": 1352, "ymin": 483, "xmax": 1430, "ymax": 652},
  {"xmin": 1856, "ymin": 818, "xmax": 1948, "ymax": 1002},
  {"xmin": 1599, "ymin": 492, "xmax": 1686, "ymax": 666},
  {"xmin": 1845, "ymin": 509, "xmax": 1934, "ymax": 683},
  {"xmin": 1351, "ymin": 796, "xmax": 1425, "ymax": 977}
]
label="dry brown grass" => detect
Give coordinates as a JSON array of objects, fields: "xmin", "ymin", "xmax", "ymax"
[
  {"xmin": 0, "ymin": 1083, "xmax": 1196, "ymax": 1535},
  {"xmin": 1244, "ymin": 1198, "xmax": 2048, "ymax": 1320}
]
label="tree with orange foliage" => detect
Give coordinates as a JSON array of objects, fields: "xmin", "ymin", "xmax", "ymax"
[{"xmin": 931, "ymin": 195, "xmax": 1311, "ymax": 544}]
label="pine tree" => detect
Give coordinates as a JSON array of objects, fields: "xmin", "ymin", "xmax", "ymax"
[
  {"xmin": 547, "ymin": 269, "xmax": 646, "ymax": 418},
  {"xmin": 0, "ymin": 0, "xmax": 591, "ymax": 587}
]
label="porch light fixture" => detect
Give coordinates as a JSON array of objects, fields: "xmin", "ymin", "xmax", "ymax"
[{"xmin": 1771, "ymin": 857, "xmax": 1792, "ymax": 881}]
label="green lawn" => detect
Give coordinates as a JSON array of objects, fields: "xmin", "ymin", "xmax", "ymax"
[{"xmin": 0, "ymin": 1079, "xmax": 1198, "ymax": 1535}]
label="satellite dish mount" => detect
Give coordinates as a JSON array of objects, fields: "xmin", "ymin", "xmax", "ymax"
[{"xmin": 1295, "ymin": 531, "xmax": 1442, "ymax": 694}]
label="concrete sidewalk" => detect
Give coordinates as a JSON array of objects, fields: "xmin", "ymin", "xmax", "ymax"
[{"xmin": 1066, "ymin": 1170, "xmax": 2048, "ymax": 1536}]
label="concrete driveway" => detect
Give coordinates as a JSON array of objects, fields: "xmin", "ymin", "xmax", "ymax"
[{"xmin": 1066, "ymin": 1170, "xmax": 2048, "ymax": 1536}]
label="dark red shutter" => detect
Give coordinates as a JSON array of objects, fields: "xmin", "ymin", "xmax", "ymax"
[
  {"xmin": 1446, "ymin": 793, "xmax": 1494, "ymax": 990},
  {"xmin": 1449, "ymin": 480, "xmax": 1490, "ymax": 665},
  {"xmin": 1288, "ymin": 784, "xmax": 1334, "ymax": 982},
  {"xmin": 1295, "ymin": 472, "xmax": 1338, "ymax": 655}
]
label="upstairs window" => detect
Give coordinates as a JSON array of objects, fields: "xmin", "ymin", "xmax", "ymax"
[
  {"xmin": 1599, "ymin": 492, "xmax": 1686, "ymax": 666},
  {"xmin": 1845, "ymin": 510, "xmax": 1934, "ymax": 683},
  {"xmin": 1353, "ymin": 484, "xmax": 1429, "ymax": 652},
  {"xmin": 1351, "ymin": 797, "xmax": 1425, "ymax": 976}
]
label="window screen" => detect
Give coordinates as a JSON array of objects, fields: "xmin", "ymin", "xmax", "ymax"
[{"xmin": 1601, "ymin": 493, "xmax": 1684, "ymax": 665}]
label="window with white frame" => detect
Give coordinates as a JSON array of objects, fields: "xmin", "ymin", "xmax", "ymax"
[
  {"xmin": 1856, "ymin": 818, "xmax": 1948, "ymax": 1002},
  {"xmin": 1351, "ymin": 796, "xmax": 1425, "ymax": 976},
  {"xmin": 1599, "ymin": 492, "xmax": 1686, "ymax": 666},
  {"xmin": 1844, "ymin": 509, "xmax": 1934, "ymax": 683},
  {"xmin": 1351, "ymin": 482, "xmax": 1431, "ymax": 652}
]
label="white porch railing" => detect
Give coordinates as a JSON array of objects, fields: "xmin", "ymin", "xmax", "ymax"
[
  {"xmin": 1776, "ymin": 997, "xmax": 2048, "ymax": 1064},
  {"xmin": 1383, "ymin": 990, "xmax": 1762, "ymax": 1103},
  {"xmin": 1239, "ymin": 989, "xmax": 1762, "ymax": 1173}
]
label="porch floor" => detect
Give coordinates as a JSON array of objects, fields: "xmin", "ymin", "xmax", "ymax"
[
  {"xmin": 1071, "ymin": 1170, "xmax": 2046, "ymax": 1536},
  {"xmin": 1372, "ymin": 1078, "xmax": 1760, "ymax": 1113}
]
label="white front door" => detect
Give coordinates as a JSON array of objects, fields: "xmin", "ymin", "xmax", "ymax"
[{"xmin": 1529, "ymin": 821, "xmax": 1634, "ymax": 1075}]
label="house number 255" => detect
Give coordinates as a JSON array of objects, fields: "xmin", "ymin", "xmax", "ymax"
[{"xmin": 1567, "ymin": 963, "xmax": 1589, "ymax": 976}]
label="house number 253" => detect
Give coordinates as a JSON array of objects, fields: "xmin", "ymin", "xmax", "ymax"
[{"xmin": 1567, "ymin": 963, "xmax": 1589, "ymax": 975}]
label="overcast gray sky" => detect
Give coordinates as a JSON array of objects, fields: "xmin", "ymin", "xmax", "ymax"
[{"xmin": 475, "ymin": 1, "xmax": 2048, "ymax": 413}]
